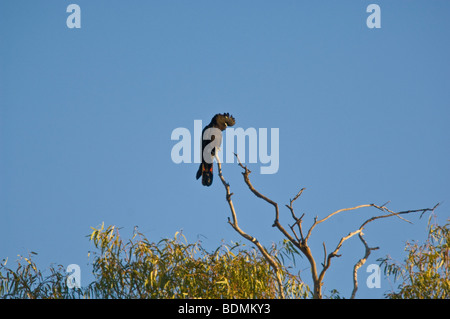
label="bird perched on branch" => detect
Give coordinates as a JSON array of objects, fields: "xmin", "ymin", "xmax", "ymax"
[{"xmin": 196, "ymin": 113, "xmax": 236, "ymax": 186}]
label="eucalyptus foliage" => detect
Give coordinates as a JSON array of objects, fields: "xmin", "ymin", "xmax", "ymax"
[
  {"xmin": 379, "ymin": 219, "xmax": 449, "ymax": 299},
  {"xmin": 1, "ymin": 224, "xmax": 310, "ymax": 299}
]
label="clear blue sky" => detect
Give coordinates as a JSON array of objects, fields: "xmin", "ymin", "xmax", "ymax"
[{"xmin": 1, "ymin": 1, "xmax": 449, "ymax": 298}]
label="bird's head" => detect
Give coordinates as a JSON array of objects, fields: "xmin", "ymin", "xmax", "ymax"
[{"xmin": 213, "ymin": 113, "xmax": 236, "ymax": 131}]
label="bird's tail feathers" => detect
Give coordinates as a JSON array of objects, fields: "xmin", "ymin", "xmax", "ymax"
[
  {"xmin": 196, "ymin": 163, "xmax": 213, "ymax": 186},
  {"xmin": 196, "ymin": 163, "xmax": 202, "ymax": 180}
]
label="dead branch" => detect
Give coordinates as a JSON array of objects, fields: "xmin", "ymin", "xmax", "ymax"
[
  {"xmin": 234, "ymin": 153, "xmax": 298, "ymax": 249},
  {"xmin": 316, "ymin": 203, "xmax": 440, "ymax": 292},
  {"xmin": 286, "ymin": 188, "xmax": 306, "ymax": 243},
  {"xmin": 215, "ymin": 154, "xmax": 286, "ymax": 298},
  {"xmin": 305, "ymin": 204, "xmax": 373, "ymax": 245},
  {"xmin": 217, "ymin": 153, "xmax": 439, "ymax": 299},
  {"xmin": 350, "ymin": 234, "xmax": 379, "ymax": 299}
]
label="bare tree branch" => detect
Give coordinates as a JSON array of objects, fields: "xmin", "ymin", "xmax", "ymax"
[
  {"xmin": 321, "ymin": 242, "xmax": 327, "ymax": 268},
  {"xmin": 360, "ymin": 203, "xmax": 440, "ymax": 229},
  {"xmin": 316, "ymin": 203, "xmax": 440, "ymax": 290},
  {"xmin": 215, "ymin": 153, "xmax": 440, "ymax": 299},
  {"xmin": 286, "ymin": 188, "xmax": 306, "ymax": 243},
  {"xmin": 351, "ymin": 234, "xmax": 379, "ymax": 299},
  {"xmin": 305, "ymin": 204, "xmax": 373, "ymax": 244},
  {"xmin": 214, "ymin": 154, "xmax": 286, "ymax": 298},
  {"xmin": 234, "ymin": 153, "xmax": 299, "ymax": 248}
]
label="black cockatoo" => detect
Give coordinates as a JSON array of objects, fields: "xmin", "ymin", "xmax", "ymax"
[{"xmin": 196, "ymin": 113, "xmax": 236, "ymax": 186}]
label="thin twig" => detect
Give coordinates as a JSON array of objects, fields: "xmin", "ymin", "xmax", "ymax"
[
  {"xmin": 286, "ymin": 188, "xmax": 306, "ymax": 243},
  {"xmin": 305, "ymin": 204, "xmax": 373, "ymax": 244}
]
